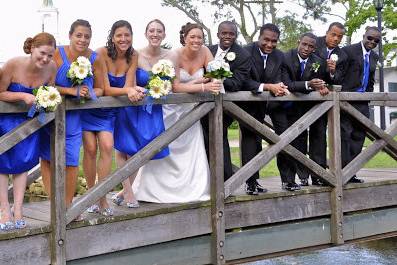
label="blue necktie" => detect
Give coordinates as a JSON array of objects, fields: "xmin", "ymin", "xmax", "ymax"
[
  {"xmin": 300, "ymin": 61, "xmax": 306, "ymax": 78},
  {"xmin": 327, "ymin": 50, "xmax": 332, "ymax": 59},
  {"xmin": 358, "ymin": 53, "xmax": 370, "ymax": 93},
  {"xmin": 262, "ymin": 54, "xmax": 268, "ymax": 69}
]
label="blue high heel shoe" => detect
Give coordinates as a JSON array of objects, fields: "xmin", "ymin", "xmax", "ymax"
[
  {"xmin": 14, "ymin": 219, "xmax": 26, "ymax": 229},
  {"xmin": 0, "ymin": 221, "xmax": 15, "ymax": 231},
  {"xmin": 111, "ymin": 194, "xmax": 124, "ymax": 206}
]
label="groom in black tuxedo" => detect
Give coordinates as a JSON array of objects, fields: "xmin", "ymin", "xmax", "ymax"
[
  {"xmin": 281, "ymin": 32, "xmax": 328, "ymax": 190},
  {"xmin": 243, "ymin": 23, "xmax": 289, "ymax": 194},
  {"xmin": 340, "ymin": 26, "xmax": 380, "ymax": 183},
  {"xmin": 204, "ymin": 21, "xmax": 251, "ymax": 181}
]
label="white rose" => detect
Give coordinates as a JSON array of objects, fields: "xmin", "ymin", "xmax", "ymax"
[
  {"xmin": 226, "ymin": 52, "xmax": 236, "ymax": 61},
  {"xmin": 330, "ymin": 54, "xmax": 339, "ymax": 62}
]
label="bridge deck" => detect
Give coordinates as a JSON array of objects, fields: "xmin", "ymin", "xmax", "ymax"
[{"xmin": 0, "ymin": 168, "xmax": 396, "ymax": 264}]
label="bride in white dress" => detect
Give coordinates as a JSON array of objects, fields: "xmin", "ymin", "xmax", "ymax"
[{"xmin": 133, "ymin": 23, "xmax": 221, "ymax": 203}]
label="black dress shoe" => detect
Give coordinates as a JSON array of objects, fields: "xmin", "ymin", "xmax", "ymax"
[
  {"xmin": 300, "ymin": 178, "xmax": 309, "ymax": 186},
  {"xmin": 311, "ymin": 179, "xmax": 323, "ymax": 186},
  {"xmin": 348, "ymin": 176, "xmax": 364, "ymax": 183},
  {"xmin": 255, "ymin": 181, "xmax": 267, "ymax": 193},
  {"xmin": 245, "ymin": 183, "xmax": 258, "ymax": 195},
  {"xmin": 282, "ymin": 182, "xmax": 301, "ymax": 191}
]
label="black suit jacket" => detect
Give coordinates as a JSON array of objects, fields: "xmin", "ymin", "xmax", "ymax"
[
  {"xmin": 282, "ymin": 49, "xmax": 327, "ymax": 93},
  {"xmin": 208, "ymin": 43, "xmax": 251, "ymax": 92},
  {"xmin": 341, "ymin": 42, "xmax": 379, "ymax": 92},
  {"xmin": 243, "ymin": 42, "xmax": 284, "ymax": 92},
  {"xmin": 315, "ymin": 36, "xmax": 348, "ymax": 85}
]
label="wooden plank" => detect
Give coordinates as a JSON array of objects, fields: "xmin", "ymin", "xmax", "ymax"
[
  {"xmin": 0, "ymin": 101, "xmax": 30, "ymax": 113},
  {"xmin": 339, "ymin": 92, "xmax": 397, "ymax": 101},
  {"xmin": 8, "ymin": 165, "xmax": 41, "ymax": 198},
  {"xmin": 327, "ymin": 92, "xmax": 344, "ymax": 244},
  {"xmin": 223, "ymin": 101, "xmax": 336, "ymax": 198},
  {"xmin": 65, "ymin": 207, "xmax": 211, "ymax": 261},
  {"xmin": 66, "ymin": 102, "xmax": 215, "ymax": 224},
  {"xmin": 0, "ymin": 113, "xmax": 54, "ymax": 155},
  {"xmin": 223, "ymin": 91, "xmax": 333, "ymax": 102},
  {"xmin": 0, "ymin": 234, "xmax": 50, "ymax": 265},
  {"xmin": 65, "ymin": 93, "xmax": 215, "ymax": 110},
  {"xmin": 50, "ymin": 100, "xmax": 66, "ymax": 264},
  {"xmin": 340, "ymin": 101, "xmax": 397, "ymax": 156},
  {"xmin": 342, "ymin": 122, "xmax": 397, "ymax": 184},
  {"xmin": 370, "ymin": 101, "xmax": 397, "ymax": 107},
  {"xmin": 209, "ymin": 94, "xmax": 225, "ymax": 264}
]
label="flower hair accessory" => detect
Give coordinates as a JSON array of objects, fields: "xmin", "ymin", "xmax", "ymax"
[
  {"xmin": 226, "ymin": 52, "xmax": 236, "ymax": 61},
  {"xmin": 310, "ymin": 62, "xmax": 321, "ymax": 73},
  {"xmin": 330, "ymin": 54, "xmax": 339, "ymax": 62}
]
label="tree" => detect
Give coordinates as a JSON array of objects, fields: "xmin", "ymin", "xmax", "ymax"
[{"xmin": 277, "ymin": 12, "xmax": 312, "ymax": 51}]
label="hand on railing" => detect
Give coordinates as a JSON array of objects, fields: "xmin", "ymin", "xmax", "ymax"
[
  {"xmin": 22, "ymin": 93, "xmax": 36, "ymax": 106},
  {"xmin": 128, "ymin": 86, "xmax": 145, "ymax": 102},
  {"xmin": 203, "ymin": 80, "xmax": 221, "ymax": 94},
  {"xmin": 268, "ymin": 82, "xmax": 289, "ymax": 97}
]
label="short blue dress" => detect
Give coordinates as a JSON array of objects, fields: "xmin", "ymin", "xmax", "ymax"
[
  {"xmin": 40, "ymin": 46, "xmax": 97, "ymax": 166},
  {"xmin": 0, "ymin": 83, "xmax": 39, "ymax": 174},
  {"xmin": 114, "ymin": 68, "xmax": 169, "ymax": 159}
]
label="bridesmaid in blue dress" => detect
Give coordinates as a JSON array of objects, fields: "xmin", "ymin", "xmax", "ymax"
[
  {"xmin": 82, "ymin": 20, "xmax": 145, "ymax": 214},
  {"xmin": 40, "ymin": 20, "xmax": 104, "ymax": 210},
  {"xmin": 111, "ymin": 19, "xmax": 171, "ymax": 207},
  {"xmin": 0, "ymin": 33, "xmax": 57, "ymax": 230}
]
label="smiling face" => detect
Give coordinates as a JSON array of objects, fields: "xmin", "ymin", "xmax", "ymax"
[
  {"xmin": 145, "ymin": 21, "xmax": 166, "ymax": 47},
  {"xmin": 217, "ymin": 23, "xmax": 237, "ymax": 50},
  {"xmin": 325, "ymin": 25, "xmax": 344, "ymax": 49},
  {"xmin": 69, "ymin": 25, "xmax": 91, "ymax": 53},
  {"xmin": 31, "ymin": 44, "xmax": 55, "ymax": 69},
  {"xmin": 112, "ymin": 26, "xmax": 132, "ymax": 53},
  {"xmin": 258, "ymin": 29, "xmax": 279, "ymax": 54},
  {"xmin": 298, "ymin": 36, "xmax": 316, "ymax": 59},
  {"xmin": 184, "ymin": 28, "xmax": 204, "ymax": 52},
  {"xmin": 363, "ymin": 29, "xmax": 381, "ymax": 51}
]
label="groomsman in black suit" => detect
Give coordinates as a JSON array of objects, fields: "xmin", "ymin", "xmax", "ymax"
[
  {"xmin": 204, "ymin": 21, "xmax": 252, "ymax": 181},
  {"xmin": 341, "ymin": 26, "xmax": 380, "ymax": 183},
  {"xmin": 281, "ymin": 32, "xmax": 329, "ymax": 190},
  {"xmin": 243, "ymin": 23, "xmax": 289, "ymax": 193},
  {"xmin": 310, "ymin": 22, "xmax": 348, "ymax": 185}
]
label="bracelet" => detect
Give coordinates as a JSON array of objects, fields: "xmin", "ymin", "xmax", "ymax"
[{"xmin": 201, "ymin": 83, "xmax": 205, "ymax": 92}]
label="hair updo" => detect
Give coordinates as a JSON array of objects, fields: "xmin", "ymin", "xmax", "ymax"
[
  {"xmin": 106, "ymin": 20, "xmax": 134, "ymax": 63},
  {"xmin": 179, "ymin": 22, "xmax": 204, "ymax": 46},
  {"xmin": 23, "ymin": 32, "xmax": 56, "ymax": 54}
]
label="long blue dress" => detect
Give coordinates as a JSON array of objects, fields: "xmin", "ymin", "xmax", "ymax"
[
  {"xmin": 114, "ymin": 68, "xmax": 169, "ymax": 159},
  {"xmin": 40, "ymin": 46, "xmax": 97, "ymax": 166},
  {"xmin": 0, "ymin": 83, "xmax": 39, "ymax": 174}
]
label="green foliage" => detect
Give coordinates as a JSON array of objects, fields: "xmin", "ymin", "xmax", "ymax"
[{"xmin": 277, "ymin": 12, "xmax": 312, "ymax": 51}]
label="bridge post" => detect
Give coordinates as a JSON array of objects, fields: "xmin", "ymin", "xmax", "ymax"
[
  {"xmin": 50, "ymin": 99, "xmax": 66, "ymax": 264},
  {"xmin": 328, "ymin": 89, "xmax": 344, "ymax": 244},
  {"xmin": 209, "ymin": 94, "xmax": 225, "ymax": 264}
]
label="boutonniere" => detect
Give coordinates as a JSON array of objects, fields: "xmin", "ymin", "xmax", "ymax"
[
  {"xmin": 311, "ymin": 62, "xmax": 321, "ymax": 73},
  {"xmin": 226, "ymin": 52, "xmax": 236, "ymax": 61},
  {"xmin": 330, "ymin": 54, "xmax": 339, "ymax": 62}
]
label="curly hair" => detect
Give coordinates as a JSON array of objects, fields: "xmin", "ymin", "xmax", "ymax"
[
  {"xmin": 179, "ymin": 22, "xmax": 204, "ymax": 46},
  {"xmin": 105, "ymin": 20, "xmax": 134, "ymax": 63}
]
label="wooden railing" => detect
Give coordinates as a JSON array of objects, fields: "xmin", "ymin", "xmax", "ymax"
[{"xmin": 1, "ymin": 89, "xmax": 397, "ymax": 264}]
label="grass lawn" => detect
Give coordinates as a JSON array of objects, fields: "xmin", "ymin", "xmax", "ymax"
[{"xmin": 228, "ymin": 128, "xmax": 397, "ymax": 178}]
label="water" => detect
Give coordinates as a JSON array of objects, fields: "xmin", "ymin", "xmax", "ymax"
[{"xmin": 245, "ymin": 238, "xmax": 397, "ymax": 265}]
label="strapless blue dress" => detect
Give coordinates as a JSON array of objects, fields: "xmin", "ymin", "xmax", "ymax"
[
  {"xmin": 40, "ymin": 46, "xmax": 97, "ymax": 166},
  {"xmin": 114, "ymin": 68, "xmax": 169, "ymax": 159},
  {"xmin": 0, "ymin": 83, "xmax": 39, "ymax": 173},
  {"xmin": 81, "ymin": 73, "xmax": 119, "ymax": 133}
]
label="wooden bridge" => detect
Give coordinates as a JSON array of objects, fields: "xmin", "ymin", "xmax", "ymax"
[{"xmin": 0, "ymin": 89, "xmax": 396, "ymax": 265}]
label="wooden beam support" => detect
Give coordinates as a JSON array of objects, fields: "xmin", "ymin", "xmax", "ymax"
[
  {"xmin": 50, "ymin": 100, "xmax": 66, "ymax": 264},
  {"xmin": 65, "ymin": 102, "xmax": 214, "ymax": 224},
  {"xmin": 209, "ymin": 95, "xmax": 225, "ymax": 264},
  {"xmin": 223, "ymin": 101, "xmax": 336, "ymax": 198},
  {"xmin": 342, "ymin": 121, "xmax": 397, "ymax": 184},
  {"xmin": 328, "ymin": 92, "xmax": 344, "ymax": 245},
  {"xmin": 0, "ymin": 113, "xmax": 54, "ymax": 155},
  {"xmin": 223, "ymin": 91, "xmax": 333, "ymax": 102}
]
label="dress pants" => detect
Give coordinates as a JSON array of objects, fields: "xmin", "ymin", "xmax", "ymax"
[{"xmin": 341, "ymin": 102, "xmax": 370, "ymax": 169}]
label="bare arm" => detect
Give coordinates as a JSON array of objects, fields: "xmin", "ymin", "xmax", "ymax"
[{"xmin": 92, "ymin": 54, "xmax": 105, "ymax": 97}]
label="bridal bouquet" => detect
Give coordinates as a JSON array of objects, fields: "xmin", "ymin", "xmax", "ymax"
[
  {"xmin": 147, "ymin": 59, "xmax": 175, "ymax": 99},
  {"xmin": 28, "ymin": 85, "xmax": 62, "ymax": 123},
  {"xmin": 67, "ymin": 56, "xmax": 93, "ymax": 85},
  {"xmin": 204, "ymin": 58, "xmax": 233, "ymax": 94}
]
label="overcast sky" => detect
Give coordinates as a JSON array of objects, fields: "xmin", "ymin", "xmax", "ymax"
[{"xmin": 0, "ymin": 0, "xmax": 360, "ymax": 62}]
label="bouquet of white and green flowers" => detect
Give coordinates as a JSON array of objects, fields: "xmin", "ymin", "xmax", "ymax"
[
  {"xmin": 67, "ymin": 56, "xmax": 93, "ymax": 85},
  {"xmin": 204, "ymin": 58, "xmax": 233, "ymax": 94},
  {"xmin": 33, "ymin": 85, "xmax": 62, "ymax": 112},
  {"xmin": 147, "ymin": 59, "xmax": 175, "ymax": 99}
]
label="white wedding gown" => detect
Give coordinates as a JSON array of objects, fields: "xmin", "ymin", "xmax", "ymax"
[{"xmin": 133, "ymin": 68, "xmax": 210, "ymax": 203}]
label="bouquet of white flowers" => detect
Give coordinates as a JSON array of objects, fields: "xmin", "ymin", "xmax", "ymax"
[
  {"xmin": 204, "ymin": 58, "xmax": 233, "ymax": 94},
  {"xmin": 33, "ymin": 85, "xmax": 62, "ymax": 112},
  {"xmin": 147, "ymin": 59, "xmax": 175, "ymax": 99},
  {"xmin": 67, "ymin": 56, "xmax": 93, "ymax": 85}
]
